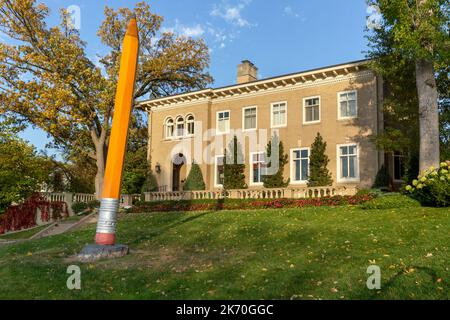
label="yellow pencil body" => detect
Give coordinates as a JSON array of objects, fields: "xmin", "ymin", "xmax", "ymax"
[{"xmin": 96, "ymin": 19, "xmax": 139, "ymax": 246}]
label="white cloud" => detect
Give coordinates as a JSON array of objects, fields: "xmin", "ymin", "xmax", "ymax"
[
  {"xmin": 284, "ymin": 6, "xmax": 300, "ymax": 18},
  {"xmin": 210, "ymin": 0, "xmax": 254, "ymax": 27},
  {"xmin": 207, "ymin": 25, "xmax": 228, "ymax": 49},
  {"xmin": 161, "ymin": 20, "xmax": 205, "ymax": 38},
  {"xmin": 181, "ymin": 25, "xmax": 205, "ymax": 37},
  {"xmin": 284, "ymin": 6, "xmax": 305, "ymax": 21}
]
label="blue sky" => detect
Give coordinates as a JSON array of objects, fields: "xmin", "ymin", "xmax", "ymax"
[{"xmin": 13, "ymin": 0, "xmax": 371, "ymax": 158}]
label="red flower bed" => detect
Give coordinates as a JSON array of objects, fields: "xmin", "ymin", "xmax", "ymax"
[
  {"xmin": 131, "ymin": 194, "xmax": 375, "ymax": 213},
  {"xmin": 0, "ymin": 193, "xmax": 69, "ymax": 235}
]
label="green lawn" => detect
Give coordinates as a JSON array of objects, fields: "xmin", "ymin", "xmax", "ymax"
[
  {"xmin": 0, "ymin": 224, "xmax": 50, "ymax": 240},
  {"xmin": 0, "ymin": 205, "xmax": 449, "ymax": 300}
]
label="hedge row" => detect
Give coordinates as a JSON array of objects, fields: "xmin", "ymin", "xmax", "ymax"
[
  {"xmin": 130, "ymin": 194, "xmax": 375, "ymax": 213},
  {"xmin": 71, "ymin": 200, "xmax": 100, "ymax": 215}
]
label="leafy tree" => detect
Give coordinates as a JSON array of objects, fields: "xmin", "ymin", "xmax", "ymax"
[
  {"xmin": 142, "ymin": 169, "xmax": 159, "ymax": 193},
  {"xmin": 121, "ymin": 118, "xmax": 149, "ymax": 194},
  {"xmin": 122, "ymin": 172, "xmax": 146, "ymax": 194},
  {"xmin": 64, "ymin": 157, "xmax": 97, "ymax": 194},
  {"xmin": 0, "ymin": 119, "xmax": 50, "ymax": 213},
  {"xmin": 183, "ymin": 162, "xmax": 206, "ymax": 191},
  {"xmin": 367, "ymin": 0, "xmax": 450, "ymax": 171},
  {"xmin": 0, "ymin": 1, "xmax": 212, "ymax": 197},
  {"xmin": 436, "ymin": 63, "xmax": 450, "ymax": 161},
  {"xmin": 308, "ymin": 133, "xmax": 333, "ymax": 187},
  {"xmin": 263, "ymin": 133, "xmax": 289, "ymax": 188},
  {"xmin": 48, "ymin": 168, "xmax": 65, "ymax": 192},
  {"xmin": 224, "ymin": 136, "xmax": 247, "ymax": 190}
]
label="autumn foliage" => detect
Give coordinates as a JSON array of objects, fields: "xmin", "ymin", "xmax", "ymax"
[
  {"xmin": 0, "ymin": 193, "xmax": 68, "ymax": 235},
  {"xmin": 0, "ymin": 0, "xmax": 212, "ymax": 196}
]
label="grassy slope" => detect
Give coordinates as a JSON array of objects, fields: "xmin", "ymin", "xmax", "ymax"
[
  {"xmin": 0, "ymin": 224, "xmax": 50, "ymax": 240},
  {"xmin": 0, "ymin": 205, "xmax": 449, "ymax": 300}
]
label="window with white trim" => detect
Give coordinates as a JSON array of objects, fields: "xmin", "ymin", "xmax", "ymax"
[
  {"xmin": 251, "ymin": 152, "xmax": 266, "ymax": 185},
  {"xmin": 186, "ymin": 115, "xmax": 195, "ymax": 135},
  {"xmin": 339, "ymin": 91, "xmax": 357, "ymax": 119},
  {"xmin": 243, "ymin": 107, "xmax": 257, "ymax": 131},
  {"xmin": 176, "ymin": 117, "xmax": 184, "ymax": 137},
  {"xmin": 165, "ymin": 118, "xmax": 174, "ymax": 139},
  {"xmin": 304, "ymin": 97, "xmax": 320, "ymax": 123},
  {"xmin": 215, "ymin": 155, "xmax": 225, "ymax": 187},
  {"xmin": 217, "ymin": 111, "xmax": 230, "ymax": 134},
  {"xmin": 271, "ymin": 102, "xmax": 287, "ymax": 127},
  {"xmin": 338, "ymin": 144, "xmax": 359, "ymax": 180},
  {"xmin": 292, "ymin": 148, "xmax": 309, "ymax": 183}
]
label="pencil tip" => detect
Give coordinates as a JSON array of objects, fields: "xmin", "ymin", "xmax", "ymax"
[{"xmin": 126, "ymin": 18, "xmax": 138, "ymax": 38}]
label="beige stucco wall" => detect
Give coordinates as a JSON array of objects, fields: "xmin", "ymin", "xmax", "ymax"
[{"xmin": 148, "ymin": 70, "xmax": 381, "ymax": 191}]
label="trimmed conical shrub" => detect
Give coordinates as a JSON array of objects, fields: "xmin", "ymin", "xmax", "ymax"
[
  {"xmin": 183, "ymin": 162, "xmax": 206, "ymax": 191},
  {"xmin": 224, "ymin": 135, "xmax": 247, "ymax": 190},
  {"xmin": 308, "ymin": 133, "xmax": 333, "ymax": 187},
  {"xmin": 263, "ymin": 133, "xmax": 289, "ymax": 188}
]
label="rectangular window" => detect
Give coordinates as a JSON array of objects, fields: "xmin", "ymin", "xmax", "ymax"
[
  {"xmin": 243, "ymin": 107, "xmax": 257, "ymax": 131},
  {"xmin": 338, "ymin": 144, "xmax": 359, "ymax": 181},
  {"xmin": 393, "ymin": 152, "xmax": 405, "ymax": 181},
  {"xmin": 215, "ymin": 155, "xmax": 225, "ymax": 187},
  {"xmin": 291, "ymin": 148, "xmax": 309, "ymax": 183},
  {"xmin": 251, "ymin": 152, "xmax": 266, "ymax": 185},
  {"xmin": 303, "ymin": 97, "xmax": 320, "ymax": 123},
  {"xmin": 271, "ymin": 102, "xmax": 287, "ymax": 128},
  {"xmin": 217, "ymin": 111, "xmax": 230, "ymax": 134},
  {"xmin": 339, "ymin": 91, "xmax": 357, "ymax": 119}
]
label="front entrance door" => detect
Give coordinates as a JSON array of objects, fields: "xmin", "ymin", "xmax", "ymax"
[
  {"xmin": 172, "ymin": 153, "xmax": 186, "ymax": 191},
  {"xmin": 172, "ymin": 163, "xmax": 182, "ymax": 191}
]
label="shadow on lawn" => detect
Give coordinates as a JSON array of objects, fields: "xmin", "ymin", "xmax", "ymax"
[{"xmin": 126, "ymin": 211, "xmax": 214, "ymax": 245}]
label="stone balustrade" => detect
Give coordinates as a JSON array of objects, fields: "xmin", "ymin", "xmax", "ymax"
[
  {"xmin": 40, "ymin": 192, "xmax": 143, "ymax": 214},
  {"xmin": 41, "ymin": 186, "xmax": 358, "ymax": 209},
  {"xmin": 144, "ymin": 186, "xmax": 357, "ymax": 202},
  {"xmin": 73, "ymin": 193, "xmax": 96, "ymax": 203},
  {"xmin": 120, "ymin": 194, "xmax": 141, "ymax": 207}
]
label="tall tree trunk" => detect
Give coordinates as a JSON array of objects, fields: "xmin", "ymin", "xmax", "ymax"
[
  {"xmin": 95, "ymin": 149, "xmax": 105, "ymax": 199},
  {"xmin": 415, "ymin": 58, "xmax": 440, "ymax": 172},
  {"xmin": 93, "ymin": 134, "xmax": 108, "ymax": 199}
]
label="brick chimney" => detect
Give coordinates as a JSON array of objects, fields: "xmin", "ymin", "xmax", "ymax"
[{"xmin": 237, "ymin": 60, "xmax": 258, "ymax": 84}]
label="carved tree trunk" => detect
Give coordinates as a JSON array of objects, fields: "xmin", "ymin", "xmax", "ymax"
[
  {"xmin": 92, "ymin": 125, "xmax": 108, "ymax": 199},
  {"xmin": 94, "ymin": 143, "xmax": 106, "ymax": 199},
  {"xmin": 415, "ymin": 58, "xmax": 440, "ymax": 172}
]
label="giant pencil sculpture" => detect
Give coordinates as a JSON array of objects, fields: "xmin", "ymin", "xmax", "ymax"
[{"xmin": 95, "ymin": 18, "xmax": 139, "ymax": 246}]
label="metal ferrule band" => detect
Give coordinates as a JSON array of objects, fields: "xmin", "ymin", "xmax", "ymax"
[{"xmin": 96, "ymin": 198, "xmax": 119, "ymax": 234}]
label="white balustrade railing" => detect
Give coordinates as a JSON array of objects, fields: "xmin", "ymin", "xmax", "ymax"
[
  {"xmin": 41, "ymin": 186, "xmax": 358, "ymax": 207},
  {"xmin": 40, "ymin": 192, "xmax": 67, "ymax": 203},
  {"xmin": 144, "ymin": 186, "xmax": 357, "ymax": 202},
  {"xmin": 40, "ymin": 192, "xmax": 143, "ymax": 213},
  {"xmin": 73, "ymin": 193, "xmax": 96, "ymax": 203}
]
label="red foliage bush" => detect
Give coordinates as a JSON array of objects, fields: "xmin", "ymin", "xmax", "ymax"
[{"xmin": 0, "ymin": 193, "xmax": 69, "ymax": 235}]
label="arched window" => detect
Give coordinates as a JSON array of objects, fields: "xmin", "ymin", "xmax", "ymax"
[
  {"xmin": 186, "ymin": 114, "xmax": 195, "ymax": 135},
  {"xmin": 176, "ymin": 116, "xmax": 184, "ymax": 137},
  {"xmin": 165, "ymin": 118, "xmax": 174, "ymax": 139}
]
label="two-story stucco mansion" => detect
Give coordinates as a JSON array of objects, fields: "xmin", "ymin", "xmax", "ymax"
[{"xmin": 140, "ymin": 59, "xmax": 403, "ymax": 193}]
